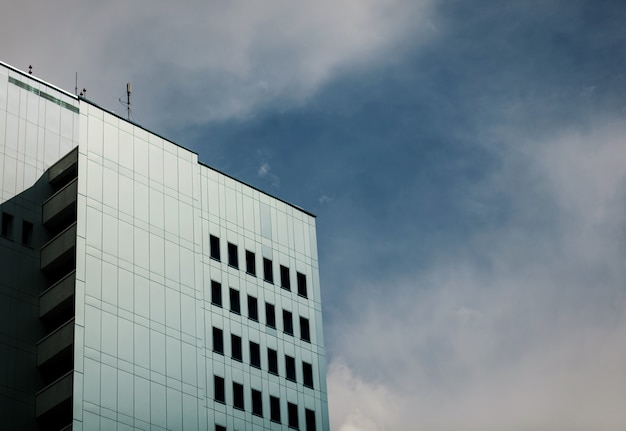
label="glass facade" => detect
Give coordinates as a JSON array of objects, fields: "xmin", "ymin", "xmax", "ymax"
[{"xmin": 0, "ymin": 61, "xmax": 328, "ymax": 430}]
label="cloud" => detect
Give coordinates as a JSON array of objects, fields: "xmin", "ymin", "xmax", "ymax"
[
  {"xmin": 326, "ymin": 118, "xmax": 626, "ymax": 430},
  {"xmin": 0, "ymin": 0, "xmax": 434, "ymax": 130},
  {"xmin": 257, "ymin": 162, "xmax": 280, "ymax": 188}
]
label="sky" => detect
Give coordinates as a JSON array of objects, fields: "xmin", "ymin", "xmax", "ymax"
[{"xmin": 3, "ymin": 0, "xmax": 626, "ymax": 429}]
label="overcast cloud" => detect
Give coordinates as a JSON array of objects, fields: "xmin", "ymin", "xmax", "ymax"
[{"xmin": 2, "ymin": 1, "xmax": 626, "ymax": 430}]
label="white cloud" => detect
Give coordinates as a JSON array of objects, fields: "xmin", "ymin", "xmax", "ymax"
[
  {"xmin": 257, "ymin": 162, "xmax": 280, "ymax": 187},
  {"xmin": 0, "ymin": 0, "xmax": 434, "ymax": 129},
  {"xmin": 327, "ymin": 118, "xmax": 626, "ymax": 430}
]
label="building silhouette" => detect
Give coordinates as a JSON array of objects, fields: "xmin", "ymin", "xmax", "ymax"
[{"xmin": 0, "ymin": 61, "xmax": 328, "ymax": 430}]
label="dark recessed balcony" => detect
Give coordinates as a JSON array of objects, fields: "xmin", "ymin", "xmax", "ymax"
[
  {"xmin": 42, "ymin": 178, "xmax": 77, "ymax": 229},
  {"xmin": 48, "ymin": 147, "xmax": 78, "ymax": 187},
  {"xmin": 40, "ymin": 223, "xmax": 77, "ymax": 275}
]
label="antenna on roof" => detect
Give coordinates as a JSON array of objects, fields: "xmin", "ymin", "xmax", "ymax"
[
  {"xmin": 126, "ymin": 82, "xmax": 132, "ymax": 121},
  {"xmin": 28, "ymin": 65, "xmax": 32, "ymax": 75},
  {"xmin": 75, "ymin": 72, "xmax": 78, "ymax": 95}
]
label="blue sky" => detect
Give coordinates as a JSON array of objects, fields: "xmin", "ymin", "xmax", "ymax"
[{"xmin": 3, "ymin": 1, "xmax": 626, "ymax": 428}]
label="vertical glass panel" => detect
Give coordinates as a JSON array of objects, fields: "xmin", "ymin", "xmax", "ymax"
[
  {"xmin": 118, "ymin": 369, "xmax": 134, "ymax": 417},
  {"xmin": 84, "ymin": 305, "xmax": 101, "ymax": 350},
  {"xmin": 180, "ymin": 293, "xmax": 195, "ymax": 336},
  {"xmin": 86, "ymin": 206, "xmax": 103, "ymax": 250},
  {"xmin": 150, "ymin": 281, "xmax": 165, "ymax": 323},
  {"xmin": 118, "ymin": 267, "xmax": 133, "ymax": 312},
  {"xmin": 165, "ymin": 287, "xmax": 181, "ymax": 330},
  {"xmin": 103, "ymin": 122, "xmax": 119, "ymax": 164},
  {"xmin": 118, "ymin": 220, "xmax": 133, "ymax": 263},
  {"xmin": 134, "ymin": 138, "xmax": 149, "ymax": 177},
  {"xmin": 182, "ymin": 393, "xmax": 199, "ymax": 430},
  {"xmin": 87, "ymin": 114, "xmax": 104, "ymax": 156},
  {"xmin": 134, "ymin": 227, "xmax": 149, "ymax": 270},
  {"xmin": 163, "ymin": 151, "xmax": 178, "ymax": 190},
  {"xmin": 150, "ymin": 330, "xmax": 166, "ymax": 375},
  {"xmin": 179, "ymin": 202, "xmax": 193, "ymax": 242},
  {"xmin": 149, "ymin": 233, "xmax": 165, "ymax": 276},
  {"xmin": 164, "ymin": 240, "xmax": 180, "ymax": 282},
  {"xmin": 83, "ymin": 357, "xmax": 101, "ymax": 404},
  {"xmin": 86, "ymin": 159, "xmax": 103, "ymax": 202},
  {"xmin": 101, "ymin": 260, "xmax": 118, "ymax": 306},
  {"xmin": 102, "ymin": 167, "xmax": 118, "ymax": 209},
  {"xmin": 178, "ymin": 158, "xmax": 193, "ymax": 195},
  {"xmin": 100, "ymin": 363, "xmax": 117, "ymax": 411},
  {"xmin": 179, "ymin": 247, "xmax": 194, "ymax": 288},
  {"xmin": 150, "ymin": 381, "xmax": 167, "ymax": 425},
  {"xmin": 134, "ymin": 181, "xmax": 149, "ymax": 222},
  {"xmin": 148, "ymin": 144, "xmax": 163, "ymax": 183},
  {"xmin": 164, "ymin": 195, "xmax": 179, "ymax": 235},
  {"xmin": 85, "ymin": 254, "xmax": 102, "ymax": 300},
  {"xmin": 101, "ymin": 213, "xmax": 118, "ymax": 256},
  {"xmin": 101, "ymin": 311, "xmax": 118, "ymax": 356},
  {"xmin": 181, "ymin": 342, "xmax": 197, "ymax": 385},
  {"xmin": 119, "ymin": 175, "xmax": 134, "ymax": 216},
  {"xmin": 260, "ymin": 202, "xmax": 272, "ymax": 239},
  {"xmin": 134, "ymin": 274, "xmax": 150, "ymax": 318},
  {"xmin": 166, "ymin": 336, "xmax": 182, "ymax": 380},
  {"xmin": 134, "ymin": 375, "xmax": 151, "ymax": 422},
  {"xmin": 149, "ymin": 189, "xmax": 164, "ymax": 229},
  {"xmin": 118, "ymin": 317, "xmax": 134, "ymax": 363},
  {"xmin": 166, "ymin": 388, "xmax": 182, "ymax": 430},
  {"xmin": 119, "ymin": 130, "xmax": 133, "ymax": 170},
  {"xmin": 134, "ymin": 323, "xmax": 150, "ymax": 369}
]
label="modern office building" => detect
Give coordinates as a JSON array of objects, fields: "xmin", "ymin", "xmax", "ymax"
[{"xmin": 0, "ymin": 61, "xmax": 328, "ymax": 431}]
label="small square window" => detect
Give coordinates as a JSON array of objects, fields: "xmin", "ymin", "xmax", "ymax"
[
  {"xmin": 215, "ymin": 425, "xmax": 226, "ymax": 431},
  {"xmin": 229, "ymin": 288, "xmax": 240, "ymax": 314},
  {"xmin": 211, "ymin": 281, "xmax": 222, "ymax": 307},
  {"xmin": 303, "ymin": 362, "xmax": 314, "ymax": 388},
  {"xmin": 268, "ymin": 348, "xmax": 278, "ymax": 375},
  {"xmin": 214, "ymin": 375, "xmax": 225, "ymax": 403},
  {"xmin": 21, "ymin": 221, "xmax": 33, "ymax": 246},
  {"xmin": 300, "ymin": 317, "xmax": 311, "ymax": 343},
  {"xmin": 213, "ymin": 327, "xmax": 224, "ymax": 354},
  {"xmin": 210, "ymin": 235, "xmax": 221, "ymax": 260},
  {"xmin": 286, "ymin": 355, "xmax": 296, "ymax": 382},
  {"xmin": 283, "ymin": 310, "xmax": 293, "ymax": 336},
  {"xmin": 231, "ymin": 334, "xmax": 242, "ymax": 362},
  {"xmin": 248, "ymin": 295, "xmax": 258, "ymax": 321},
  {"xmin": 250, "ymin": 341, "xmax": 261, "ymax": 368},
  {"xmin": 252, "ymin": 389, "xmax": 263, "ymax": 416},
  {"xmin": 288, "ymin": 402, "xmax": 299, "ymax": 429},
  {"xmin": 265, "ymin": 303, "xmax": 276, "ymax": 328},
  {"xmin": 297, "ymin": 272, "xmax": 307, "ymax": 298},
  {"xmin": 263, "ymin": 258, "xmax": 274, "ymax": 283},
  {"xmin": 228, "ymin": 242, "xmax": 238, "ymax": 268},
  {"xmin": 1, "ymin": 212, "xmax": 13, "ymax": 238},
  {"xmin": 270, "ymin": 396, "xmax": 281, "ymax": 423},
  {"xmin": 305, "ymin": 409, "xmax": 316, "ymax": 431},
  {"xmin": 280, "ymin": 265, "xmax": 291, "ymax": 291},
  {"xmin": 233, "ymin": 382, "xmax": 244, "ymax": 410},
  {"xmin": 246, "ymin": 250, "xmax": 256, "ymax": 276}
]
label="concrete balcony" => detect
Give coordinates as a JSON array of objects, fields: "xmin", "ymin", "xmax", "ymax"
[
  {"xmin": 42, "ymin": 178, "xmax": 77, "ymax": 228},
  {"xmin": 37, "ymin": 318, "xmax": 75, "ymax": 371},
  {"xmin": 35, "ymin": 370, "xmax": 73, "ymax": 419},
  {"xmin": 40, "ymin": 223, "xmax": 77, "ymax": 275},
  {"xmin": 48, "ymin": 147, "xmax": 78, "ymax": 186},
  {"xmin": 39, "ymin": 270, "xmax": 75, "ymax": 322}
]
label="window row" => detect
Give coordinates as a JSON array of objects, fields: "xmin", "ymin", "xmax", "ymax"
[
  {"xmin": 211, "ymin": 281, "xmax": 311, "ymax": 342},
  {"xmin": 213, "ymin": 376, "xmax": 318, "ymax": 430},
  {"xmin": 0, "ymin": 211, "xmax": 33, "ymax": 246},
  {"xmin": 212, "ymin": 327, "xmax": 315, "ymax": 388},
  {"xmin": 209, "ymin": 234, "xmax": 308, "ymax": 298}
]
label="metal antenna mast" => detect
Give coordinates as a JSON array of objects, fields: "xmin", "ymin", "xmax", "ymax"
[{"xmin": 126, "ymin": 82, "xmax": 132, "ymax": 121}]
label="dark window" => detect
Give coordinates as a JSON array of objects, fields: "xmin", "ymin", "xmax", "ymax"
[
  {"xmin": 250, "ymin": 341, "xmax": 261, "ymax": 368},
  {"xmin": 263, "ymin": 258, "xmax": 273, "ymax": 283},
  {"xmin": 216, "ymin": 425, "xmax": 226, "ymax": 431},
  {"xmin": 283, "ymin": 310, "xmax": 293, "ymax": 335},
  {"xmin": 213, "ymin": 327, "xmax": 224, "ymax": 354},
  {"xmin": 21, "ymin": 221, "xmax": 33, "ymax": 246},
  {"xmin": 214, "ymin": 375, "xmax": 225, "ymax": 403},
  {"xmin": 228, "ymin": 242, "xmax": 238, "ymax": 268},
  {"xmin": 252, "ymin": 389, "xmax": 263, "ymax": 416},
  {"xmin": 265, "ymin": 303, "xmax": 276, "ymax": 328},
  {"xmin": 288, "ymin": 402, "xmax": 299, "ymax": 429},
  {"xmin": 268, "ymin": 348, "xmax": 278, "ymax": 375},
  {"xmin": 246, "ymin": 250, "xmax": 256, "ymax": 276},
  {"xmin": 300, "ymin": 317, "xmax": 310, "ymax": 343},
  {"xmin": 211, "ymin": 281, "xmax": 222, "ymax": 307},
  {"xmin": 305, "ymin": 409, "xmax": 316, "ymax": 431},
  {"xmin": 229, "ymin": 288, "xmax": 240, "ymax": 314},
  {"xmin": 280, "ymin": 265, "xmax": 291, "ymax": 290},
  {"xmin": 248, "ymin": 295, "xmax": 258, "ymax": 321},
  {"xmin": 303, "ymin": 362, "xmax": 314, "ymax": 388},
  {"xmin": 286, "ymin": 355, "xmax": 296, "ymax": 382},
  {"xmin": 231, "ymin": 334, "xmax": 242, "ymax": 361},
  {"xmin": 297, "ymin": 272, "xmax": 307, "ymax": 298},
  {"xmin": 1, "ymin": 212, "xmax": 13, "ymax": 238},
  {"xmin": 270, "ymin": 396, "xmax": 281, "ymax": 423},
  {"xmin": 210, "ymin": 235, "xmax": 220, "ymax": 260},
  {"xmin": 233, "ymin": 382, "xmax": 244, "ymax": 410}
]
